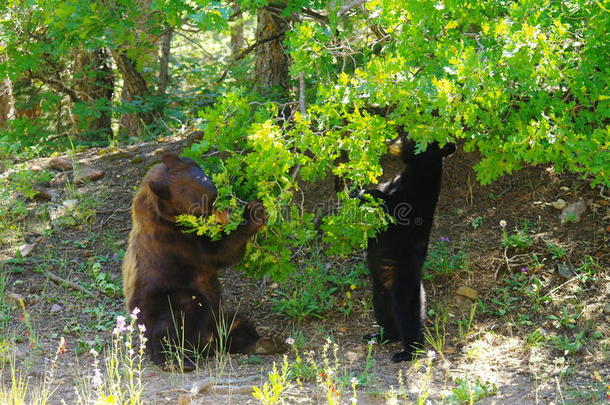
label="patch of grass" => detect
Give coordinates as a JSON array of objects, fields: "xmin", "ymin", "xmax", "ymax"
[
  {"xmin": 425, "ymin": 303, "xmax": 449, "ymax": 357},
  {"xmin": 86, "ymin": 260, "xmax": 122, "ymax": 298},
  {"xmin": 75, "ymin": 310, "xmax": 145, "ymax": 404},
  {"xmin": 0, "ymin": 166, "xmax": 55, "ymax": 244},
  {"xmin": 52, "ymin": 184, "xmax": 104, "ymax": 229},
  {"xmin": 456, "ymin": 304, "xmax": 478, "ymax": 340},
  {"xmin": 575, "ymin": 256, "xmax": 602, "ymax": 284},
  {"xmin": 271, "ymin": 259, "xmax": 368, "ymax": 321},
  {"xmin": 470, "ymin": 216, "xmax": 483, "ymax": 229},
  {"xmin": 501, "ymin": 220, "xmax": 534, "ymax": 250},
  {"xmin": 251, "ymin": 357, "xmax": 291, "ymax": 405},
  {"xmin": 83, "ymin": 304, "xmax": 123, "ymax": 332},
  {"xmin": 0, "ymin": 199, "xmax": 28, "ymax": 226},
  {"xmin": 482, "ymin": 272, "xmax": 551, "ymax": 319},
  {"xmin": 424, "ymin": 237, "xmax": 469, "ymax": 280},
  {"xmin": 0, "ymin": 270, "xmax": 12, "ymax": 331},
  {"xmin": 525, "ymin": 328, "xmax": 548, "ymax": 349},
  {"xmin": 99, "ymin": 228, "xmax": 127, "ymax": 252},
  {"xmin": 258, "ymin": 337, "xmax": 378, "ymax": 404},
  {"xmin": 551, "ymin": 332, "xmax": 586, "ymax": 355},
  {"xmin": 311, "ymin": 338, "xmax": 376, "ymax": 402},
  {"xmin": 547, "ymin": 307, "xmax": 581, "ymax": 330},
  {"xmin": 271, "ymin": 266, "xmax": 337, "ymax": 320},
  {"xmin": 545, "ymin": 242, "xmax": 566, "ymax": 259},
  {"xmin": 447, "ymin": 376, "xmax": 498, "ymax": 403}
]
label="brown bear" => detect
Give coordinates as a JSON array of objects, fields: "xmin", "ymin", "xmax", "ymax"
[{"xmin": 122, "ymin": 153, "xmax": 282, "ymax": 370}]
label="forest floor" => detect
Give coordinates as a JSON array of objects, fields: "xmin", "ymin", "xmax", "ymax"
[{"xmin": 0, "ymin": 136, "xmax": 609, "ymax": 404}]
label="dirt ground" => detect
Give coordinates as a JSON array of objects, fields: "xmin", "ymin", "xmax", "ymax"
[{"xmin": 1, "ymin": 136, "xmax": 608, "ymax": 404}]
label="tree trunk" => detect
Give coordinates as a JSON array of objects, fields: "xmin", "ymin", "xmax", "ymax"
[
  {"xmin": 112, "ymin": 49, "xmax": 156, "ymax": 136},
  {"xmin": 230, "ymin": 4, "xmax": 245, "ymax": 57},
  {"xmin": 0, "ymin": 55, "xmax": 15, "ymax": 127},
  {"xmin": 13, "ymin": 78, "xmax": 41, "ymax": 120},
  {"xmin": 254, "ymin": 9, "xmax": 289, "ymax": 99},
  {"xmin": 0, "ymin": 78, "xmax": 15, "ymax": 127},
  {"xmin": 72, "ymin": 49, "xmax": 114, "ymax": 139},
  {"xmin": 157, "ymin": 28, "xmax": 173, "ymax": 100}
]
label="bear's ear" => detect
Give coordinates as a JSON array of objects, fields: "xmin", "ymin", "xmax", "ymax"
[
  {"xmin": 440, "ymin": 143, "xmax": 457, "ymax": 157},
  {"xmin": 149, "ymin": 179, "xmax": 171, "ymax": 200},
  {"xmin": 161, "ymin": 153, "xmax": 187, "ymax": 171}
]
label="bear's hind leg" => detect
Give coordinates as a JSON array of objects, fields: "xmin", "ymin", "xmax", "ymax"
[
  {"xmin": 365, "ymin": 263, "xmax": 400, "ymax": 343},
  {"xmin": 390, "ymin": 271, "xmax": 425, "ymax": 363},
  {"xmin": 157, "ymin": 290, "xmax": 211, "ymax": 371}
]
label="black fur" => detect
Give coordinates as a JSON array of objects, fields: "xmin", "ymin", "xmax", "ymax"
[{"xmin": 364, "ymin": 138, "xmax": 455, "ymax": 362}]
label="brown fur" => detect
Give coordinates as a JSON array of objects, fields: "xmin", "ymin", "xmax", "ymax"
[{"xmin": 122, "ymin": 153, "xmax": 284, "ymax": 370}]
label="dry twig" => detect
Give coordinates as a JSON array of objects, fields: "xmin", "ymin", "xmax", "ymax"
[{"xmin": 45, "ymin": 271, "xmax": 96, "ymax": 297}]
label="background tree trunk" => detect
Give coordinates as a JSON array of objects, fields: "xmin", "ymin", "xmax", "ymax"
[
  {"xmin": 112, "ymin": 49, "xmax": 156, "ymax": 137},
  {"xmin": 0, "ymin": 76, "xmax": 15, "ymax": 127},
  {"xmin": 13, "ymin": 78, "xmax": 41, "ymax": 120},
  {"xmin": 72, "ymin": 49, "xmax": 114, "ymax": 140},
  {"xmin": 230, "ymin": 4, "xmax": 245, "ymax": 57},
  {"xmin": 157, "ymin": 28, "xmax": 173, "ymax": 101},
  {"xmin": 254, "ymin": 9, "xmax": 289, "ymax": 99}
]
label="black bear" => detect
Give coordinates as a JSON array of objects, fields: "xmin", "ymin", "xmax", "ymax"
[
  {"xmin": 363, "ymin": 137, "xmax": 456, "ymax": 362},
  {"xmin": 122, "ymin": 153, "xmax": 283, "ymax": 370}
]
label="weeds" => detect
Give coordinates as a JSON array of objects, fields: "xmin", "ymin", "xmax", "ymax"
[
  {"xmin": 526, "ymin": 328, "xmax": 548, "ymax": 349},
  {"xmin": 0, "ymin": 338, "xmax": 65, "ymax": 405},
  {"xmin": 424, "ymin": 237, "xmax": 469, "ymax": 280},
  {"xmin": 547, "ymin": 307, "xmax": 581, "ymax": 330},
  {"xmin": 272, "ymin": 260, "xmax": 367, "ymax": 321},
  {"xmin": 545, "ymin": 242, "xmax": 566, "ymax": 259},
  {"xmin": 87, "ymin": 260, "xmax": 122, "ymax": 298},
  {"xmin": 575, "ymin": 256, "xmax": 601, "ymax": 284},
  {"xmin": 76, "ymin": 308, "xmax": 146, "ymax": 405},
  {"xmin": 470, "ymin": 216, "xmax": 483, "ymax": 229},
  {"xmin": 0, "ymin": 166, "xmax": 53, "ymax": 243},
  {"xmin": 0, "ymin": 271, "xmax": 11, "ymax": 330},
  {"xmin": 447, "ymin": 376, "xmax": 497, "ymax": 404},
  {"xmin": 456, "ymin": 304, "xmax": 477, "ymax": 340},
  {"xmin": 251, "ymin": 356, "xmax": 292, "ymax": 405},
  {"xmin": 5, "ymin": 169, "xmax": 54, "ymax": 201},
  {"xmin": 551, "ymin": 332, "xmax": 586, "ymax": 355},
  {"xmin": 51, "ymin": 182, "xmax": 103, "ymax": 229},
  {"xmin": 501, "ymin": 220, "xmax": 534, "ymax": 250},
  {"xmin": 252, "ymin": 337, "xmax": 378, "ymax": 405},
  {"xmin": 425, "ymin": 304, "xmax": 448, "ymax": 358},
  {"xmin": 483, "ymin": 272, "xmax": 551, "ymax": 318}
]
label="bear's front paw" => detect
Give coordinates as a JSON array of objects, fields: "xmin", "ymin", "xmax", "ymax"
[
  {"xmin": 250, "ymin": 336, "xmax": 288, "ymax": 355},
  {"xmin": 391, "ymin": 349, "xmax": 418, "ymax": 363},
  {"xmin": 245, "ymin": 200, "xmax": 267, "ymax": 230}
]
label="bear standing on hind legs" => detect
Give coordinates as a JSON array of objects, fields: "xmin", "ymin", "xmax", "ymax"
[
  {"xmin": 363, "ymin": 137, "xmax": 456, "ymax": 362},
  {"xmin": 122, "ymin": 153, "xmax": 283, "ymax": 370}
]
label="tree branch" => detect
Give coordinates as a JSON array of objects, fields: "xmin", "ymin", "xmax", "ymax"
[
  {"xmin": 45, "ymin": 271, "xmax": 96, "ymax": 297},
  {"xmin": 299, "ymin": 72, "xmax": 306, "ymax": 114},
  {"xmin": 216, "ymin": 31, "xmax": 288, "ymax": 83},
  {"xmin": 338, "ymin": 0, "xmax": 368, "ymax": 17},
  {"xmin": 264, "ymin": 3, "xmax": 329, "ymax": 24},
  {"xmin": 28, "ymin": 71, "xmax": 83, "ymax": 104}
]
